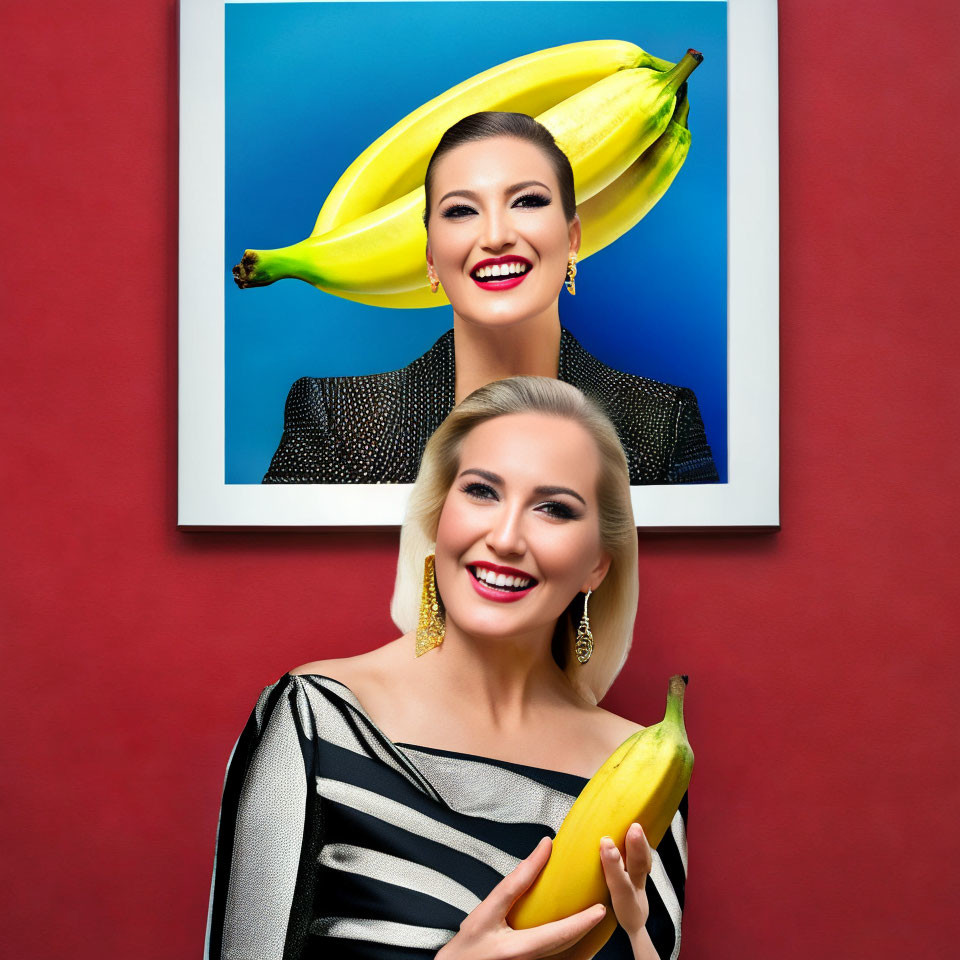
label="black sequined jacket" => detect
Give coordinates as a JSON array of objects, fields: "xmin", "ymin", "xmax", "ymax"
[{"xmin": 262, "ymin": 326, "xmax": 719, "ymax": 485}]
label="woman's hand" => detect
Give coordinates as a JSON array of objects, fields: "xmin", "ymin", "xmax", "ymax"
[
  {"xmin": 436, "ymin": 836, "xmax": 607, "ymax": 959},
  {"xmin": 598, "ymin": 822, "xmax": 655, "ymax": 946}
]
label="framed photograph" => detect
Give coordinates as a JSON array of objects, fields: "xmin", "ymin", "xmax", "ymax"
[{"xmin": 178, "ymin": 0, "xmax": 779, "ymax": 528}]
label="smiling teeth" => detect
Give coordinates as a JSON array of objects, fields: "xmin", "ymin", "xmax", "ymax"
[
  {"xmin": 473, "ymin": 566, "xmax": 532, "ymax": 589},
  {"xmin": 474, "ymin": 262, "xmax": 528, "ymax": 279}
]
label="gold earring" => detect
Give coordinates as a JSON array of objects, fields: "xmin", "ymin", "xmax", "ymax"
[
  {"xmin": 565, "ymin": 253, "xmax": 577, "ymax": 296},
  {"xmin": 575, "ymin": 588, "xmax": 594, "ymax": 664},
  {"xmin": 416, "ymin": 554, "xmax": 445, "ymax": 656},
  {"xmin": 427, "ymin": 266, "xmax": 440, "ymax": 294}
]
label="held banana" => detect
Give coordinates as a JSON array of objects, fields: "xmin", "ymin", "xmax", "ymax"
[
  {"xmin": 233, "ymin": 50, "xmax": 701, "ymax": 296},
  {"xmin": 505, "ymin": 674, "xmax": 694, "ymax": 960},
  {"xmin": 313, "ymin": 40, "xmax": 675, "ymax": 234},
  {"xmin": 318, "ymin": 83, "xmax": 694, "ymax": 310}
]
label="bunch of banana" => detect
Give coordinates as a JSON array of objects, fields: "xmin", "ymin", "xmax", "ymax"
[
  {"xmin": 325, "ymin": 83, "xmax": 693, "ymax": 310},
  {"xmin": 233, "ymin": 48, "xmax": 702, "ymax": 305},
  {"xmin": 505, "ymin": 674, "xmax": 694, "ymax": 959},
  {"xmin": 312, "ymin": 39, "xmax": 675, "ymax": 234}
]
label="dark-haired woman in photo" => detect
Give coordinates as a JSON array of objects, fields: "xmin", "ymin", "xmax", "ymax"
[{"xmin": 262, "ymin": 111, "xmax": 718, "ymax": 487}]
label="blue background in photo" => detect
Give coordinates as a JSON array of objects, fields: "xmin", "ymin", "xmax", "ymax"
[{"xmin": 225, "ymin": 1, "xmax": 727, "ymax": 483}]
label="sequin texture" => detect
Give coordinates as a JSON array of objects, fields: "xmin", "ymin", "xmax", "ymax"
[{"xmin": 262, "ymin": 327, "xmax": 719, "ymax": 485}]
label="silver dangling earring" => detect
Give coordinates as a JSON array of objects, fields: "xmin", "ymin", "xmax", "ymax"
[{"xmin": 575, "ymin": 588, "xmax": 594, "ymax": 664}]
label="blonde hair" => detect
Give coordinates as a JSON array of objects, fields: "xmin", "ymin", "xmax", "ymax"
[{"xmin": 390, "ymin": 376, "xmax": 638, "ymax": 706}]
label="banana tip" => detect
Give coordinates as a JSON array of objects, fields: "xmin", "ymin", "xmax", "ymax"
[
  {"xmin": 687, "ymin": 48, "xmax": 703, "ymax": 63},
  {"xmin": 681, "ymin": 674, "xmax": 689, "ymax": 685}
]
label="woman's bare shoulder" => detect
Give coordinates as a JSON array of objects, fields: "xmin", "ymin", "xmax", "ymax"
[
  {"xmin": 288, "ymin": 638, "xmax": 409, "ymax": 684},
  {"xmin": 288, "ymin": 657, "xmax": 351, "ymax": 678},
  {"xmin": 546, "ymin": 705, "xmax": 645, "ymax": 778},
  {"xmin": 593, "ymin": 705, "xmax": 645, "ymax": 747}
]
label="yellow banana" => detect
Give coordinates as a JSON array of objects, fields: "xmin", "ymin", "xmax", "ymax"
[
  {"xmin": 577, "ymin": 81, "xmax": 691, "ymax": 259},
  {"xmin": 506, "ymin": 674, "xmax": 694, "ymax": 959},
  {"xmin": 312, "ymin": 40, "xmax": 674, "ymax": 236},
  {"xmin": 233, "ymin": 51, "xmax": 701, "ymax": 296},
  {"xmin": 322, "ymin": 83, "xmax": 693, "ymax": 310},
  {"xmin": 535, "ymin": 52, "xmax": 695, "ymax": 203}
]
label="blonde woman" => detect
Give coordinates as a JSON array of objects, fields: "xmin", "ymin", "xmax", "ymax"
[
  {"xmin": 209, "ymin": 377, "xmax": 688, "ymax": 959},
  {"xmin": 262, "ymin": 110, "xmax": 718, "ymax": 487}
]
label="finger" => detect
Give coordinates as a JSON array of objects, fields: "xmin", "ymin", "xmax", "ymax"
[
  {"xmin": 600, "ymin": 835, "xmax": 647, "ymax": 934},
  {"xmin": 624, "ymin": 823, "xmax": 653, "ymax": 887},
  {"xmin": 481, "ymin": 835, "xmax": 553, "ymax": 920},
  {"xmin": 599, "ymin": 836, "xmax": 631, "ymax": 895},
  {"xmin": 509, "ymin": 902, "xmax": 607, "ymax": 959}
]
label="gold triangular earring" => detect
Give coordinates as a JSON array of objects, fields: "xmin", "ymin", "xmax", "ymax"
[
  {"xmin": 565, "ymin": 253, "xmax": 578, "ymax": 296},
  {"xmin": 416, "ymin": 554, "xmax": 446, "ymax": 656}
]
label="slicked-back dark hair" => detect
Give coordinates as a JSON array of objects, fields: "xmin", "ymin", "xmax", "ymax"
[{"xmin": 421, "ymin": 112, "xmax": 577, "ymax": 231}]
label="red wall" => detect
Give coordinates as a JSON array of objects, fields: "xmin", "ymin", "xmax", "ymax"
[{"xmin": 3, "ymin": 2, "xmax": 958, "ymax": 957}]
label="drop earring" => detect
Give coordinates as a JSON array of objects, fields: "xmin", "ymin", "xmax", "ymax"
[
  {"xmin": 565, "ymin": 253, "xmax": 577, "ymax": 296},
  {"xmin": 575, "ymin": 588, "xmax": 594, "ymax": 664},
  {"xmin": 416, "ymin": 554, "xmax": 445, "ymax": 656},
  {"xmin": 427, "ymin": 265, "xmax": 440, "ymax": 294}
]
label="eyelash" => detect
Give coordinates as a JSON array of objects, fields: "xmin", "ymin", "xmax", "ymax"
[
  {"xmin": 460, "ymin": 481, "xmax": 579, "ymax": 520},
  {"xmin": 440, "ymin": 191, "xmax": 551, "ymax": 219}
]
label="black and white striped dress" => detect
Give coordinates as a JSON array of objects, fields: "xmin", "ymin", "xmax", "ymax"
[{"xmin": 205, "ymin": 673, "xmax": 688, "ymax": 959}]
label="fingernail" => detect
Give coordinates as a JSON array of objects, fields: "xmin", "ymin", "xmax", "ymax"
[{"xmin": 528, "ymin": 837, "xmax": 548, "ymax": 858}]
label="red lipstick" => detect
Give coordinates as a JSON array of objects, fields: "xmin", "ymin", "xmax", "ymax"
[
  {"xmin": 470, "ymin": 255, "xmax": 532, "ymax": 292},
  {"xmin": 466, "ymin": 561, "xmax": 538, "ymax": 603}
]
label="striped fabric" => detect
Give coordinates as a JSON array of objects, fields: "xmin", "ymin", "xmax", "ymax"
[{"xmin": 205, "ymin": 673, "xmax": 688, "ymax": 959}]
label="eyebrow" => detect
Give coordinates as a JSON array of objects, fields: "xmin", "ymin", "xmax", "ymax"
[
  {"xmin": 458, "ymin": 467, "xmax": 587, "ymax": 506},
  {"xmin": 438, "ymin": 180, "xmax": 552, "ymax": 206}
]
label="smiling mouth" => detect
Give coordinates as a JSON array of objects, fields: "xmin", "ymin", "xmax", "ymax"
[
  {"xmin": 470, "ymin": 261, "xmax": 532, "ymax": 283},
  {"xmin": 467, "ymin": 565, "xmax": 538, "ymax": 592}
]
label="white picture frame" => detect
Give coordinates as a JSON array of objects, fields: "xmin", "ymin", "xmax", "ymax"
[{"xmin": 178, "ymin": 0, "xmax": 779, "ymax": 529}]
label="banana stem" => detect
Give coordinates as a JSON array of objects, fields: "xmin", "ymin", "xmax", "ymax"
[
  {"xmin": 233, "ymin": 243, "xmax": 320, "ymax": 288},
  {"xmin": 663, "ymin": 674, "xmax": 688, "ymax": 729},
  {"xmin": 661, "ymin": 49, "xmax": 703, "ymax": 95}
]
